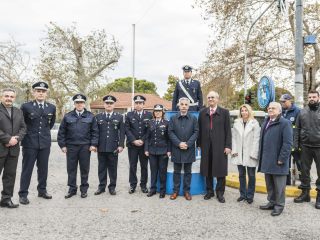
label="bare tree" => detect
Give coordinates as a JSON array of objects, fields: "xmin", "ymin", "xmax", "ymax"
[{"xmin": 35, "ymin": 22, "xmax": 122, "ymax": 118}]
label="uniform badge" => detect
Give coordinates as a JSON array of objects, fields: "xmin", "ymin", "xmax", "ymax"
[
  {"xmin": 40, "ymin": 83, "xmax": 45, "ymax": 87},
  {"xmin": 290, "ymin": 117, "xmax": 295, "ymax": 122}
]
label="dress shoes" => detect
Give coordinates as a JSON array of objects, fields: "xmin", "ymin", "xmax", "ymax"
[
  {"xmin": 247, "ymin": 198, "xmax": 254, "ymax": 204},
  {"xmin": 19, "ymin": 197, "xmax": 30, "ymax": 205},
  {"xmin": 159, "ymin": 193, "xmax": 166, "ymax": 198},
  {"xmin": 170, "ymin": 192, "xmax": 178, "ymax": 200},
  {"xmin": 109, "ymin": 189, "xmax": 116, "ymax": 195},
  {"xmin": 147, "ymin": 191, "xmax": 156, "ymax": 197},
  {"xmin": 81, "ymin": 192, "xmax": 87, "ymax": 198},
  {"xmin": 141, "ymin": 187, "xmax": 148, "ymax": 193},
  {"xmin": 271, "ymin": 208, "xmax": 284, "ymax": 216},
  {"xmin": 65, "ymin": 192, "xmax": 76, "ymax": 199},
  {"xmin": 94, "ymin": 189, "xmax": 105, "ymax": 195},
  {"xmin": 216, "ymin": 193, "xmax": 225, "ymax": 203},
  {"xmin": 237, "ymin": 196, "xmax": 246, "ymax": 202},
  {"xmin": 184, "ymin": 192, "xmax": 192, "ymax": 201},
  {"xmin": 128, "ymin": 187, "xmax": 136, "ymax": 194},
  {"xmin": 259, "ymin": 203, "xmax": 275, "ymax": 210},
  {"xmin": 0, "ymin": 199, "xmax": 19, "ymax": 208},
  {"xmin": 38, "ymin": 192, "xmax": 52, "ymax": 199},
  {"xmin": 204, "ymin": 192, "xmax": 214, "ymax": 200}
]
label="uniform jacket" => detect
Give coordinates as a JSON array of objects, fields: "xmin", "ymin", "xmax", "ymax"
[
  {"xmin": 168, "ymin": 112, "xmax": 199, "ymax": 163},
  {"xmin": 197, "ymin": 106, "xmax": 232, "ymax": 177},
  {"xmin": 258, "ymin": 116, "xmax": 293, "ymax": 175},
  {"xmin": 231, "ymin": 118, "xmax": 261, "ymax": 167},
  {"xmin": 21, "ymin": 101, "xmax": 56, "ymax": 149},
  {"xmin": 125, "ymin": 110, "xmax": 152, "ymax": 148},
  {"xmin": 282, "ymin": 104, "xmax": 300, "ymax": 144},
  {"xmin": 95, "ymin": 112, "xmax": 125, "ymax": 152},
  {"xmin": 144, "ymin": 119, "xmax": 171, "ymax": 155},
  {"xmin": 0, "ymin": 103, "xmax": 26, "ymax": 157},
  {"xmin": 57, "ymin": 109, "xmax": 99, "ymax": 148},
  {"xmin": 172, "ymin": 79, "xmax": 203, "ymax": 111},
  {"xmin": 294, "ymin": 104, "xmax": 320, "ymax": 148}
]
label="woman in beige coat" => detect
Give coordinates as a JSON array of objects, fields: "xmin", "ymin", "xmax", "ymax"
[{"xmin": 231, "ymin": 104, "xmax": 260, "ymax": 203}]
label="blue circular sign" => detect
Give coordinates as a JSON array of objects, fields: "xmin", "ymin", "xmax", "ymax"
[{"xmin": 257, "ymin": 76, "xmax": 275, "ymax": 109}]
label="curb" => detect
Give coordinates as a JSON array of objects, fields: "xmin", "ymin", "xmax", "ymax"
[{"xmin": 226, "ymin": 172, "xmax": 317, "ymax": 198}]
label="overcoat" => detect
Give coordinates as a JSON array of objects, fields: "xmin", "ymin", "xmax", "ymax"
[
  {"xmin": 258, "ymin": 116, "xmax": 292, "ymax": 175},
  {"xmin": 231, "ymin": 118, "xmax": 260, "ymax": 167},
  {"xmin": 197, "ymin": 106, "xmax": 231, "ymax": 177},
  {"xmin": 168, "ymin": 113, "xmax": 198, "ymax": 163}
]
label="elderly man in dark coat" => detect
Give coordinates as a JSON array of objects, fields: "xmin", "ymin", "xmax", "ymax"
[
  {"xmin": 197, "ymin": 91, "xmax": 232, "ymax": 203},
  {"xmin": 0, "ymin": 88, "xmax": 26, "ymax": 208},
  {"xmin": 258, "ymin": 102, "xmax": 292, "ymax": 216},
  {"xmin": 169, "ymin": 97, "xmax": 199, "ymax": 201}
]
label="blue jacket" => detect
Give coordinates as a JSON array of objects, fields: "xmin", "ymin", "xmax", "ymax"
[
  {"xmin": 21, "ymin": 101, "xmax": 56, "ymax": 149},
  {"xmin": 258, "ymin": 116, "xmax": 293, "ymax": 175},
  {"xmin": 144, "ymin": 119, "xmax": 171, "ymax": 155},
  {"xmin": 58, "ymin": 109, "xmax": 99, "ymax": 147},
  {"xmin": 282, "ymin": 104, "xmax": 300, "ymax": 126},
  {"xmin": 95, "ymin": 112, "xmax": 125, "ymax": 152}
]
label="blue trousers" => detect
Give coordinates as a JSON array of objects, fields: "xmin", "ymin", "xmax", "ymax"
[
  {"xmin": 149, "ymin": 154, "xmax": 168, "ymax": 194},
  {"xmin": 173, "ymin": 163, "xmax": 192, "ymax": 193},
  {"xmin": 237, "ymin": 165, "xmax": 256, "ymax": 200}
]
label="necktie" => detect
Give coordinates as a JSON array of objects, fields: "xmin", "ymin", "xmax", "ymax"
[
  {"xmin": 186, "ymin": 80, "xmax": 189, "ymax": 87},
  {"xmin": 210, "ymin": 109, "xmax": 214, "ymax": 130},
  {"xmin": 107, "ymin": 113, "xmax": 110, "ymax": 120},
  {"xmin": 265, "ymin": 120, "xmax": 272, "ymax": 129},
  {"xmin": 156, "ymin": 120, "xmax": 159, "ymax": 125},
  {"xmin": 39, "ymin": 103, "xmax": 44, "ymax": 114},
  {"xmin": 78, "ymin": 112, "xmax": 81, "ymax": 117},
  {"xmin": 139, "ymin": 113, "xmax": 142, "ymax": 119}
]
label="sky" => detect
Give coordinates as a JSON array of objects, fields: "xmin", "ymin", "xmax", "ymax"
[{"xmin": 0, "ymin": 0, "xmax": 211, "ymax": 96}]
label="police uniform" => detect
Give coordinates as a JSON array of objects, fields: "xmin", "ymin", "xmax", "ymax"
[
  {"xmin": 144, "ymin": 104, "xmax": 171, "ymax": 197},
  {"xmin": 57, "ymin": 94, "xmax": 98, "ymax": 198},
  {"xmin": 19, "ymin": 82, "xmax": 56, "ymax": 202},
  {"xmin": 172, "ymin": 65, "xmax": 203, "ymax": 111},
  {"xmin": 95, "ymin": 95, "xmax": 125, "ymax": 195},
  {"xmin": 125, "ymin": 95, "xmax": 152, "ymax": 193}
]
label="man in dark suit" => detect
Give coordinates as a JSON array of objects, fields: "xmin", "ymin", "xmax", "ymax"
[
  {"xmin": 172, "ymin": 65, "xmax": 203, "ymax": 111},
  {"xmin": 0, "ymin": 88, "xmax": 26, "ymax": 208},
  {"xmin": 94, "ymin": 95, "xmax": 125, "ymax": 196},
  {"xmin": 18, "ymin": 82, "xmax": 56, "ymax": 205},
  {"xmin": 125, "ymin": 95, "xmax": 152, "ymax": 194}
]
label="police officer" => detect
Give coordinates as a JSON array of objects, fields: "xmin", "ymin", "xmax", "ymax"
[
  {"xmin": 172, "ymin": 65, "xmax": 203, "ymax": 112},
  {"xmin": 57, "ymin": 94, "xmax": 98, "ymax": 199},
  {"xmin": 144, "ymin": 104, "xmax": 171, "ymax": 198},
  {"xmin": 279, "ymin": 93, "xmax": 301, "ymax": 185},
  {"xmin": 125, "ymin": 95, "xmax": 152, "ymax": 194},
  {"xmin": 19, "ymin": 82, "xmax": 56, "ymax": 205},
  {"xmin": 94, "ymin": 95, "xmax": 125, "ymax": 196}
]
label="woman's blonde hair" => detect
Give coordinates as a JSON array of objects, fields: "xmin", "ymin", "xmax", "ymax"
[{"xmin": 238, "ymin": 104, "xmax": 254, "ymax": 120}]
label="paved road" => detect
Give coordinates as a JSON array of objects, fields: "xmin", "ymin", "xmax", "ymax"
[{"xmin": 1, "ymin": 143, "xmax": 319, "ymax": 240}]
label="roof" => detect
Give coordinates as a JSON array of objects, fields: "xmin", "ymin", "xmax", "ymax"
[{"xmin": 90, "ymin": 92, "xmax": 172, "ymax": 110}]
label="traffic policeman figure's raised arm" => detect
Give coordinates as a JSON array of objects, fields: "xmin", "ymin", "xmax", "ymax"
[
  {"xmin": 125, "ymin": 95, "xmax": 152, "ymax": 194},
  {"xmin": 172, "ymin": 65, "xmax": 203, "ymax": 112},
  {"xmin": 57, "ymin": 94, "xmax": 98, "ymax": 199},
  {"xmin": 18, "ymin": 82, "xmax": 56, "ymax": 205},
  {"xmin": 94, "ymin": 95, "xmax": 125, "ymax": 196}
]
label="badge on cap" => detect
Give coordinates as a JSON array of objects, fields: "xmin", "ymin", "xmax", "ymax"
[{"xmin": 77, "ymin": 95, "xmax": 82, "ymax": 99}]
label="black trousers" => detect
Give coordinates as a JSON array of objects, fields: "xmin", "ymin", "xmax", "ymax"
[
  {"xmin": 299, "ymin": 146, "xmax": 320, "ymax": 191},
  {"xmin": 0, "ymin": 154, "xmax": 19, "ymax": 201},
  {"xmin": 149, "ymin": 154, "xmax": 168, "ymax": 193},
  {"xmin": 97, "ymin": 152, "xmax": 118, "ymax": 191},
  {"xmin": 128, "ymin": 147, "xmax": 148, "ymax": 188},
  {"xmin": 287, "ymin": 151, "xmax": 301, "ymax": 185},
  {"xmin": 19, "ymin": 147, "xmax": 50, "ymax": 197},
  {"xmin": 66, "ymin": 145, "xmax": 91, "ymax": 193},
  {"xmin": 173, "ymin": 162, "xmax": 192, "ymax": 193}
]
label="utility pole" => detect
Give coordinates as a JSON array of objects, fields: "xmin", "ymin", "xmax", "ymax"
[
  {"xmin": 131, "ymin": 24, "xmax": 136, "ymax": 110},
  {"xmin": 295, "ymin": 0, "xmax": 304, "ymax": 108}
]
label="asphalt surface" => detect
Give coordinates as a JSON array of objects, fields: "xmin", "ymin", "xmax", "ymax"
[{"xmin": 1, "ymin": 143, "xmax": 320, "ymax": 240}]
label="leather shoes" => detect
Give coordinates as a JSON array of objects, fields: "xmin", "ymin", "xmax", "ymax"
[
  {"xmin": 94, "ymin": 189, "xmax": 105, "ymax": 195},
  {"xmin": 184, "ymin": 192, "xmax": 192, "ymax": 201},
  {"xmin": 128, "ymin": 187, "xmax": 136, "ymax": 194},
  {"xmin": 271, "ymin": 208, "xmax": 283, "ymax": 216},
  {"xmin": 159, "ymin": 193, "xmax": 165, "ymax": 198},
  {"xmin": 141, "ymin": 187, "xmax": 148, "ymax": 193},
  {"xmin": 247, "ymin": 198, "xmax": 254, "ymax": 204},
  {"xmin": 237, "ymin": 196, "xmax": 246, "ymax": 202},
  {"xmin": 170, "ymin": 192, "xmax": 178, "ymax": 200},
  {"xmin": 259, "ymin": 203, "xmax": 274, "ymax": 210},
  {"xmin": 204, "ymin": 192, "xmax": 214, "ymax": 200},
  {"xmin": 109, "ymin": 189, "xmax": 116, "ymax": 195},
  {"xmin": 65, "ymin": 192, "xmax": 76, "ymax": 199},
  {"xmin": 81, "ymin": 192, "xmax": 87, "ymax": 198},
  {"xmin": 147, "ymin": 191, "xmax": 156, "ymax": 197},
  {"xmin": 19, "ymin": 197, "xmax": 30, "ymax": 205},
  {"xmin": 0, "ymin": 199, "xmax": 19, "ymax": 208},
  {"xmin": 38, "ymin": 192, "xmax": 52, "ymax": 199}
]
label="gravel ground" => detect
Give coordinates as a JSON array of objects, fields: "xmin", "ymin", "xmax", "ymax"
[{"xmin": 1, "ymin": 143, "xmax": 319, "ymax": 240}]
